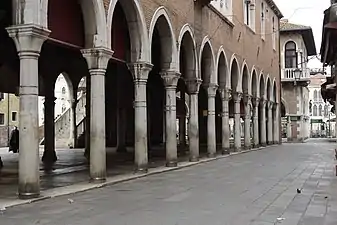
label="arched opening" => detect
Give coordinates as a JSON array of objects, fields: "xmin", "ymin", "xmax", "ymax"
[
  {"xmin": 216, "ymin": 52, "xmax": 228, "ymax": 149},
  {"xmin": 147, "ymin": 12, "xmax": 176, "ymax": 163},
  {"xmin": 178, "ymin": 27, "xmax": 197, "ymax": 158},
  {"xmin": 266, "ymin": 78, "xmax": 271, "ymax": 144},
  {"xmin": 199, "ymin": 41, "xmax": 214, "ymax": 153},
  {"xmin": 230, "ymin": 58, "xmax": 241, "ymax": 149},
  {"xmin": 281, "ymin": 101, "xmax": 287, "ymax": 138},
  {"xmin": 242, "ymin": 65, "xmax": 251, "ymax": 146},
  {"xmin": 258, "ymin": 75, "xmax": 265, "ymax": 143}
]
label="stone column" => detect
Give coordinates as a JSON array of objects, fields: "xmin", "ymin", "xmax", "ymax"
[
  {"xmin": 42, "ymin": 93, "xmax": 57, "ymax": 165},
  {"xmin": 252, "ymin": 97, "xmax": 260, "ymax": 148},
  {"xmin": 267, "ymin": 101, "xmax": 274, "ymax": 145},
  {"xmin": 179, "ymin": 89, "xmax": 186, "ymax": 148},
  {"xmin": 128, "ymin": 62, "xmax": 153, "ymax": 172},
  {"xmin": 260, "ymin": 99, "xmax": 267, "ymax": 146},
  {"xmin": 7, "ymin": 25, "xmax": 50, "ymax": 198},
  {"xmin": 71, "ymin": 98, "xmax": 78, "ymax": 148},
  {"xmin": 186, "ymin": 79, "xmax": 202, "ymax": 162},
  {"xmin": 243, "ymin": 94, "xmax": 252, "ymax": 150},
  {"xmin": 219, "ymin": 88, "xmax": 230, "ymax": 154},
  {"xmin": 233, "ymin": 92, "xmax": 242, "ymax": 151},
  {"xmin": 273, "ymin": 103, "xmax": 279, "ymax": 144},
  {"xmin": 161, "ymin": 70, "xmax": 180, "ymax": 167},
  {"xmin": 81, "ymin": 48, "xmax": 112, "ymax": 182},
  {"xmin": 205, "ymin": 84, "xmax": 218, "ymax": 157}
]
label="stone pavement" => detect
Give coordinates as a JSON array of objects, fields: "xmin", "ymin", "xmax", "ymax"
[{"xmin": 1, "ymin": 139, "xmax": 337, "ymax": 224}]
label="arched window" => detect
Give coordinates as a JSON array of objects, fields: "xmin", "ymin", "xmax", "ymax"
[
  {"xmin": 319, "ymin": 105, "xmax": 323, "ymax": 116},
  {"xmin": 272, "ymin": 17, "xmax": 276, "ymax": 49},
  {"xmin": 285, "ymin": 41, "xmax": 297, "ymax": 68},
  {"xmin": 62, "ymin": 87, "xmax": 66, "ymax": 95},
  {"xmin": 313, "ymin": 105, "xmax": 317, "ymax": 116},
  {"xmin": 324, "ymin": 105, "xmax": 329, "ymax": 117},
  {"xmin": 261, "ymin": 2, "xmax": 265, "ymax": 39},
  {"xmin": 314, "ymin": 90, "xmax": 317, "ymax": 101}
]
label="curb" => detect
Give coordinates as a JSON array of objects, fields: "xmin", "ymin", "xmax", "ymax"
[{"xmin": 0, "ymin": 145, "xmax": 274, "ymax": 209}]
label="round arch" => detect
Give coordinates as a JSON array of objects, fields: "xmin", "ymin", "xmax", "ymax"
[
  {"xmin": 149, "ymin": 6, "xmax": 178, "ymax": 71},
  {"xmin": 251, "ymin": 67, "xmax": 258, "ymax": 97},
  {"xmin": 199, "ymin": 36, "xmax": 216, "ymax": 84},
  {"xmin": 216, "ymin": 46, "xmax": 230, "ymax": 89},
  {"xmin": 44, "ymin": 0, "xmax": 107, "ymax": 48},
  {"xmin": 107, "ymin": 0, "xmax": 150, "ymax": 62},
  {"xmin": 230, "ymin": 54, "xmax": 241, "ymax": 93},
  {"xmin": 177, "ymin": 24, "xmax": 198, "ymax": 79},
  {"xmin": 241, "ymin": 61, "xmax": 250, "ymax": 95}
]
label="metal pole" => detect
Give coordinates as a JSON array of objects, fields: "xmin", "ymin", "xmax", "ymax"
[{"xmin": 7, "ymin": 93, "xmax": 10, "ymax": 146}]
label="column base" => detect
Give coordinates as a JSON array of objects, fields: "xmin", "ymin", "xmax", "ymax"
[
  {"xmin": 253, "ymin": 144, "xmax": 260, "ymax": 148},
  {"xmin": 134, "ymin": 165, "xmax": 148, "ymax": 174},
  {"xmin": 207, "ymin": 152, "xmax": 217, "ymax": 158},
  {"xmin": 116, "ymin": 146, "xmax": 128, "ymax": 153},
  {"xmin": 244, "ymin": 145, "xmax": 251, "ymax": 150},
  {"xmin": 90, "ymin": 176, "xmax": 106, "ymax": 183},
  {"xmin": 41, "ymin": 150, "xmax": 57, "ymax": 164},
  {"xmin": 18, "ymin": 192, "xmax": 40, "ymax": 200},
  {"xmin": 166, "ymin": 161, "xmax": 178, "ymax": 167},
  {"xmin": 189, "ymin": 156, "xmax": 199, "ymax": 162},
  {"xmin": 222, "ymin": 149, "xmax": 230, "ymax": 155},
  {"xmin": 260, "ymin": 143, "xmax": 267, "ymax": 147},
  {"xmin": 267, "ymin": 141, "xmax": 273, "ymax": 145},
  {"xmin": 233, "ymin": 147, "xmax": 241, "ymax": 152}
]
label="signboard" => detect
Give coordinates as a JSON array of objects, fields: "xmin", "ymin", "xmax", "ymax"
[{"xmin": 311, "ymin": 119, "xmax": 323, "ymax": 123}]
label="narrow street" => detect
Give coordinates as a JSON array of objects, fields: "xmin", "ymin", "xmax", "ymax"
[{"xmin": 1, "ymin": 140, "xmax": 337, "ymax": 225}]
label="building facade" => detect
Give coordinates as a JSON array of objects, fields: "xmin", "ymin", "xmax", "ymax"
[
  {"xmin": 0, "ymin": 93, "xmax": 19, "ymax": 146},
  {"xmin": 0, "ymin": 0, "xmax": 283, "ymax": 198},
  {"xmin": 280, "ymin": 20, "xmax": 316, "ymax": 142},
  {"xmin": 308, "ymin": 71, "xmax": 335, "ymax": 138}
]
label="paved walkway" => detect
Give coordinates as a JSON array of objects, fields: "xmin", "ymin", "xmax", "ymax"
[{"xmin": 0, "ymin": 139, "xmax": 336, "ymax": 224}]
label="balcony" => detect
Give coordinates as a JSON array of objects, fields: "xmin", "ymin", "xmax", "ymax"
[
  {"xmin": 194, "ymin": 0, "xmax": 212, "ymax": 7},
  {"xmin": 281, "ymin": 68, "xmax": 311, "ymax": 86}
]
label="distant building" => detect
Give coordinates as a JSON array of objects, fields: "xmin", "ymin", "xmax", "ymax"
[
  {"xmin": 308, "ymin": 72, "xmax": 335, "ymax": 137},
  {"xmin": 0, "ymin": 93, "xmax": 19, "ymax": 147},
  {"xmin": 280, "ymin": 20, "xmax": 317, "ymax": 142}
]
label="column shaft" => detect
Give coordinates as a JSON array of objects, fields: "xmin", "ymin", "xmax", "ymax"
[
  {"xmin": 186, "ymin": 79, "xmax": 201, "ymax": 162},
  {"xmin": 273, "ymin": 103, "xmax": 279, "ymax": 144},
  {"xmin": 233, "ymin": 93, "xmax": 242, "ymax": 151},
  {"xmin": 267, "ymin": 101, "xmax": 273, "ymax": 145},
  {"xmin": 244, "ymin": 95, "xmax": 251, "ymax": 150},
  {"xmin": 252, "ymin": 98, "xmax": 260, "ymax": 148},
  {"xmin": 220, "ymin": 89, "xmax": 230, "ymax": 154},
  {"xmin": 206, "ymin": 84, "xmax": 218, "ymax": 157},
  {"xmin": 260, "ymin": 100, "xmax": 267, "ymax": 146}
]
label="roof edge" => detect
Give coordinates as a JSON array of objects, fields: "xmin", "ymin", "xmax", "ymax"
[{"xmin": 265, "ymin": 0, "xmax": 284, "ymax": 19}]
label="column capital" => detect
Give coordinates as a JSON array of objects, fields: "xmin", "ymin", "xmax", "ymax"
[
  {"xmin": 204, "ymin": 83, "xmax": 218, "ymax": 97},
  {"xmin": 252, "ymin": 97, "xmax": 260, "ymax": 107},
  {"xmin": 81, "ymin": 47, "xmax": 113, "ymax": 72},
  {"xmin": 6, "ymin": 24, "xmax": 50, "ymax": 56},
  {"xmin": 232, "ymin": 92, "xmax": 243, "ymax": 103},
  {"xmin": 185, "ymin": 78, "xmax": 202, "ymax": 95},
  {"xmin": 160, "ymin": 70, "xmax": 181, "ymax": 89},
  {"xmin": 243, "ymin": 94, "xmax": 252, "ymax": 105},
  {"xmin": 127, "ymin": 62, "xmax": 153, "ymax": 83},
  {"xmin": 267, "ymin": 101, "xmax": 274, "ymax": 109},
  {"xmin": 219, "ymin": 88, "xmax": 231, "ymax": 101}
]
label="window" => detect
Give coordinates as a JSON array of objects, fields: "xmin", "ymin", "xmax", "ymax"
[
  {"xmin": 324, "ymin": 105, "xmax": 329, "ymax": 117},
  {"xmin": 285, "ymin": 41, "xmax": 297, "ymax": 68},
  {"xmin": 62, "ymin": 87, "xmax": 66, "ymax": 95},
  {"xmin": 272, "ymin": 17, "xmax": 276, "ymax": 49},
  {"xmin": 261, "ymin": 2, "xmax": 265, "ymax": 39},
  {"xmin": 0, "ymin": 113, "xmax": 4, "ymax": 125},
  {"xmin": 313, "ymin": 105, "xmax": 317, "ymax": 116},
  {"xmin": 11, "ymin": 111, "xmax": 17, "ymax": 122},
  {"xmin": 0, "ymin": 92, "xmax": 4, "ymax": 101},
  {"xmin": 319, "ymin": 105, "xmax": 323, "ymax": 116},
  {"xmin": 244, "ymin": 0, "xmax": 250, "ymax": 25},
  {"xmin": 210, "ymin": 0, "xmax": 233, "ymax": 21}
]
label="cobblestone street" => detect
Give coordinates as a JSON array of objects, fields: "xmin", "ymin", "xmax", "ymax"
[{"xmin": 1, "ymin": 140, "xmax": 337, "ymax": 225}]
